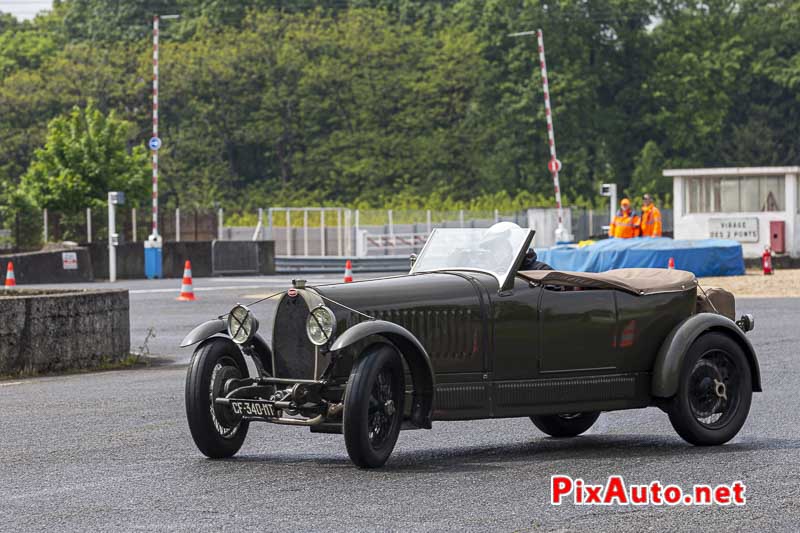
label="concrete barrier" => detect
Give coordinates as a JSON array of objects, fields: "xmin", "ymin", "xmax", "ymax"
[
  {"xmin": 88, "ymin": 241, "xmax": 276, "ymax": 279},
  {"xmin": 0, "ymin": 288, "xmax": 130, "ymax": 375},
  {"xmin": 0, "ymin": 248, "xmax": 94, "ymax": 284}
]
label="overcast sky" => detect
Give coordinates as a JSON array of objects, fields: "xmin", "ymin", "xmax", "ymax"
[{"xmin": 0, "ymin": 0, "xmax": 53, "ymax": 20}]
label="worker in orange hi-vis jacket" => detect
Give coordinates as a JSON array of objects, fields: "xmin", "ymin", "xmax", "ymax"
[
  {"xmin": 609, "ymin": 198, "xmax": 641, "ymax": 238},
  {"xmin": 640, "ymin": 194, "xmax": 663, "ymax": 237}
]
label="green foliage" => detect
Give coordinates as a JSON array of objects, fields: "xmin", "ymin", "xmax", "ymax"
[
  {"xmin": 628, "ymin": 141, "xmax": 669, "ymax": 205},
  {"xmin": 0, "ymin": 0, "xmax": 799, "ymax": 221},
  {"xmin": 0, "ymin": 19, "xmax": 59, "ymax": 77},
  {"xmin": 0, "ymin": 179, "xmax": 41, "ymax": 249},
  {"xmin": 21, "ymin": 101, "xmax": 149, "ymax": 213}
]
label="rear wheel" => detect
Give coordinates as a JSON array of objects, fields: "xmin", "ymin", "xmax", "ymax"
[
  {"xmin": 343, "ymin": 344, "xmax": 405, "ymax": 468},
  {"xmin": 668, "ymin": 332, "xmax": 752, "ymax": 446},
  {"xmin": 530, "ymin": 412, "xmax": 600, "ymax": 438},
  {"xmin": 185, "ymin": 338, "xmax": 249, "ymax": 458}
]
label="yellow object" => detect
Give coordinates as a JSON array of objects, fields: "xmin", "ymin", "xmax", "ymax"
[{"xmin": 577, "ymin": 240, "xmax": 596, "ymax": 248}]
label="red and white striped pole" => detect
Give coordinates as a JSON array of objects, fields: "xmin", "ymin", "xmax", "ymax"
[
  {"xmin": 151, "ymin": 14, "xmax": 159, "ymax": 239},
  {"xmin": 509, "ymin": 28, "xmax": 570, "ymax": 242},
  {"xmin": 537, "ymin": 29, "xmax": 566, "ymax": 240}
]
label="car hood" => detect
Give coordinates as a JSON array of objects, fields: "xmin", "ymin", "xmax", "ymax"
[
  {"xmin": 312, "ymin": 271, "xmax": 496, "ymax": 315},
  {"xmin": 269, "ymin": 271, "xmax": 492, "ymax": 380}
]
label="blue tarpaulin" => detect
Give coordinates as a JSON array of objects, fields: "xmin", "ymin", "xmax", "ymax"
[{"xmin": 536, "ymin": 237, "xmax": 745, "ymax": 277}]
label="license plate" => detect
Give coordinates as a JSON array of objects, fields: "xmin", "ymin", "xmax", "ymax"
[{"xmin": 229, "ymin": 399, "xmax": 280, "ymax": 419}]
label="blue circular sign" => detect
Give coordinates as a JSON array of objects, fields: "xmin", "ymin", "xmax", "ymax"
[{"xmin": 148, "ymin": 137, "xmax": 162, "ymax": 151}]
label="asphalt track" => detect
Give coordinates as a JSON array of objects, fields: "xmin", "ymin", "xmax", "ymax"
[{"xmin": 2, "ymin": 275, "xmax": 799, "ymax": 531}]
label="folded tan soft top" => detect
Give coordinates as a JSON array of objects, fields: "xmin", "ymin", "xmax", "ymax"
[{"xmin": 518, "ymin": 268, "xmax": 697, "ymax": 296}]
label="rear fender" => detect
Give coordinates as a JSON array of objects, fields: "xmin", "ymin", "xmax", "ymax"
[
  {"xmin": 330, "ymin": 320, "xmax": 435, "ymax": 429},
  {"xmin": 652, "ymin": 313, "xmax": 762, "ymax": 398}
]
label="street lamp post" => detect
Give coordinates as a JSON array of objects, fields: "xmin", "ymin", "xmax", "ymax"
[{"xmin": 144, "ymin": 13, "xmax": 179, "ymax": 279}]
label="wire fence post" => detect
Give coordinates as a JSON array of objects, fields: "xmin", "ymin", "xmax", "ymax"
[
  {"xmin": 388, "ymin": 209, "xmax": 395, "ymax": 250},
  {"xmin": 267, "ymin": 208, "xmax": 273, "ymax": 240},
  {"xmin": 285, "ymin": 209, "xmax": 292, "ymax": 256},
  {"xmin": 320, "ymin": 209, "xmax": 326, "ymax": 256},
  {"xmin": 344, "ymin": 209, "xmax": 352, "ymax": 257},
  {"xmin": 175, "ymin": 207, "xmax": 181, "ymax": 242},
  {"xmin": 217, "ymin": 208, "xmax": 223, "ymax": 241},
  {"xmin": 252, "ymin": 208, "xmax": 262, "ymax": 241},
  {"xmin": 86, "ymin": 207, "xmax": 92, "ymax": 243},
  {"xmin": 337, "ymin": 208, "xmax": 342, "ymax": 257},
  {"xmin": 494, "ymin": 209, "xmax": 499, "ymax": 223},
  {"xmin": 459, "ymin": 209, "xmax": 465, "ymax": 228},
  {"xmin": 303, "ymin": 209, "xmax": 309, "ymax": 256},
  {"xmin": 355, "ymin": 210, "xmax": 360, "ymax": 257},
  {"xmin": 43, "ymin": 208, "xmax": 48, "ymax": 243},
  {"xmin": 132, "ymin": 208, "xmax": 137, "ymax": 243},
  {"xmin": 426, "ymin": 210, "xmax": 431, "ymax": 234}
]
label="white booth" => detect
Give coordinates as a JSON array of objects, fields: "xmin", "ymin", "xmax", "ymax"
[{"xmin": 664, "ymin": 166, "xmax": 799, "ymax": 258}]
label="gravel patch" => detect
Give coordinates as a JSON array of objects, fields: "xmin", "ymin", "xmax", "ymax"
[{"xmin": 699, "ymin": 268, "xmax": 800, "ymax": 298}]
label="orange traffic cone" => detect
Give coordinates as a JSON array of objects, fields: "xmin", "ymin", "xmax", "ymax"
[
  {"xmin": 4, "ymin": 261, "xmax": 16, "ymax": 287},
  {"xmin": 343, "ymin": 259, "xmax": 353, "ymax": 283},
  {"xmin": 177, "ymin": 260, "xmax": 196, "ymax": 301},
  {"xmin": 668, "ymin": 257, "xmax": 675, "ymax": 270}
]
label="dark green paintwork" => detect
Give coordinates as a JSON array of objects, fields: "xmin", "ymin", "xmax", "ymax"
[
  {"xmin": 302, "ymin": 268, "xmax": 733, "ymax": 421},
  {"xmin": 651, "ymin": 312, "xmax": 761, "ymax": 397}
]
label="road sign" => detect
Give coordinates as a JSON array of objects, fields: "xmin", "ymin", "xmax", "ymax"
[
  {"xmin": 148, "ymin": 137, "xmax": 162, "ymax": 151},
  {"xmin": 62, "ymin": 251, "xmax": 78, "ymax": 270},
  {"xmin": 548, "ymin": 158, "xmax": 562, "ymax": 173}
]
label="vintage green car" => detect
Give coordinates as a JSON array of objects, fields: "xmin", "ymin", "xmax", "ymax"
[{"xmin": 182, "ymin": 223, "xmax": 760, "ymax": 468}]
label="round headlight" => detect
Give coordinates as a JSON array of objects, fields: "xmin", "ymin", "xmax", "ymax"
[
  {"xmin": 227, "ymin": 304, "xmax": 259, "ymax": 344},
  {"xmin": 306, "ymin": 305, "xmax": 336, "ymax": 346}
]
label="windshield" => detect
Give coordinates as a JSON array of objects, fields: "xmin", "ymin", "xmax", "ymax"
[{"xmin": 410, "ymin": 226, "xmax": 534, "ymax": 286}]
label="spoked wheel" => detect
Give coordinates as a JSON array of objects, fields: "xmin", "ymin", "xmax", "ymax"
[
  {"xmin": 343, "ymin": 344, "xmax": 405, "ymax": 468},
  {"xmin": 530, "ymin": 412, "xmax": 600, "ymax": 438},
  {"xmin": 185, "ymin": 338, "xmax": 250, "ymax": 458},
  {"xmin": 669, "ymin": 332, "xmax": 752, "ymax": 446}
]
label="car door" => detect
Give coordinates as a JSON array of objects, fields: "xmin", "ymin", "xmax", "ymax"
[
  {"xmin": 490, "ymin": 276, "xmax": 542, "ymax": 380},
  {"xmin": 538, "ymin": 288, "xmax": 618, "ymax": 373}
]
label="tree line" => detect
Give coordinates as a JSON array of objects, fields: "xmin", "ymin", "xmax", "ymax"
[{"xmin": 1, "ymin": 0, "xmax": 799, "ymax": 233}]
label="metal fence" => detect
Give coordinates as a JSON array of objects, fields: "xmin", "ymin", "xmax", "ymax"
[
  {"xmin": 1, "ymin": 207, "xmax": 221, "ymax": 251},
  {"xmin": 1, "ymin": 205, "xmax": 674, "ymax": 255}
]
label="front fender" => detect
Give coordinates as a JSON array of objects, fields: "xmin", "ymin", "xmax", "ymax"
[
  {"xmin": 182, "ymin": 318, "xmax": 272, "ymax": 374},
  {"xmin": 331, "ymin": 320, "xmax": 435, "ymax": 429},
  {"xmin": 181, "ymin": 319, "xmax": 226, "ymax": 347},
  {"xmin": 652, "ymin": 313, "xmax": 762, "ymax": 398}
]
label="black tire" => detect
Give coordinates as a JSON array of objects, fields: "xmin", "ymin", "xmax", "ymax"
[
  {"xmin": 343, "ymin": 344, "xmax": 405, "ymax": 468},
  {"xmin": 185, "ymin": 338, "xmax": 250, "ymax": 458},
  {"xmin": 668, "ymin": 332, "xmax": 752, "ymax": 446},
  {"xmin": 531, "ymin": 412, "xmax": 600, "ymax": 438}
]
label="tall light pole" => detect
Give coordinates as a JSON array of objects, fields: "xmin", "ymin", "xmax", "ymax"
[
  {"xmin": 144, "ymin": 13, "xmax": 179, "ymax": 279},
  {"xmin": 509, "ymin": 29, "xmax": 573, "ymax": 243}
]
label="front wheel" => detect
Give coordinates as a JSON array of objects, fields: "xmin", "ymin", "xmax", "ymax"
[
  {"xmin": 668, "ymin": 332, "xmax": 752, "ymax": 446},
  {"xmin": 343, "ymin": 344, "xmax": 405, "ymax": 468},
  {"xmin": 185, "ymin": 338, "xmax": 249, "ymax": 458},
  {"xmin": 530, "ymin": 412, "xmax": 600, "ymax": 438}
]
